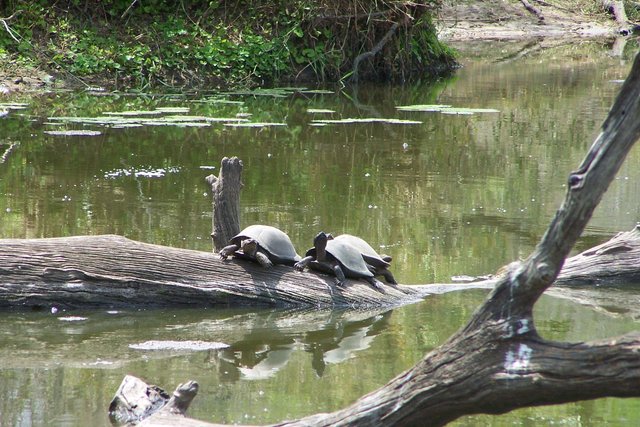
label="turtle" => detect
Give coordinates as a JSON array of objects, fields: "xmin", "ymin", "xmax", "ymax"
[
  {"xmin": 294, "ymin": 231, "xmax": 385, "ymax": 292},
  {"xmin": 333, "ymin": 234, "xmax": 397, "ymax": 285},
  {"xmin": 219, "ymin": 224, "xmax": 301, "ymax": 268}
]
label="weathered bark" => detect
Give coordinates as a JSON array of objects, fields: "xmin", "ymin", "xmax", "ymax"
[
  {"xmin": 110, "ymin": 51, "xmax": 640, "ymax": 426},
  {"xmin": 206, "ymin": 156, "xmax": 243, "ymax": 252},
  {"xmin": 556, "ymin": 226, "xmax": 640, "ymax": 286},
  {"xmin": 0, "ymin": 234, "xmax": 424, "ymax": 309},
  {"xmin": 109, "ymin": 375, "xmax": 170, "ymax": 425},
  {"xmin": 3, "ymin": 227, "xmax": 640, "ymax": 311},
  {"xmin": 110, "ymin": 375, "xmax": 207, "ymax": 427},
  {"xmin": 3, "ymin": 225, "xmax": 640, "ymax": 311}
]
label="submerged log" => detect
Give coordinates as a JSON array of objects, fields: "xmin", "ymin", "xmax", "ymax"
[{"xmin": 108, "ymin": 50, "xmax": 640, "ymax": 426}]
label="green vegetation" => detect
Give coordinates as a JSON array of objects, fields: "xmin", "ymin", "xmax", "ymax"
[{"xmin": 0, "ymin": 1, "xmax": 456, "ymax": 89}]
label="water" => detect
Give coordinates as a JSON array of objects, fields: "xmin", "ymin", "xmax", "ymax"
[{"xmin": 1, "ymin": 40, "xmax": 640, "ymax": 425}]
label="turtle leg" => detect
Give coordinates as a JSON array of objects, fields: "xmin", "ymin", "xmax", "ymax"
[
  {"xmin": 254, "ymin": 250, "xmax": 273, "ymax": 268},
  {"xmin": 219, "ymin": 244, "xmax": 240, "ymax": 260},
  {"xmin": 294, "ymin": 256, "xmax": 314, "ymax": 271},
  {"xmin": 333, "ymin": 264, "xmax": 347, "ymax": 287},
  {"xmin": 380, "ymin": 268, "xmax": 398, "ymax": 285},
  {"xmin": 364, "ymin": 277, "xmax": 386, "ymax": 294}
]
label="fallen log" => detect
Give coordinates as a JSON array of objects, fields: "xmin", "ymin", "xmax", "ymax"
[
  {"xmin": 0, "ymin": 234, "xmax": 426, "ymax": 309},
  {"xmin": 107, "ymin": 49, "xmax": 640, "ymax": 426},
  {"xmin": 3, "ymin": 225, "xmax": 640, "ymax": 310}
]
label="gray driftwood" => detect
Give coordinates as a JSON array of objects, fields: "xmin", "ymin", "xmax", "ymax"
[
  {"xmin": 2, "ymin": 227, "xmax": 640, "ymax": 310},
  {"xmin": 110, "ymin": 375, "xmax": 207, "ymax": 427},
  {"xmin": 206, "ymin": 156, "xmax": 243, "ymax": 252},
  {"xmin": 0, "ymin": 234, "xmax": 426, "ymax": 309},
  {"xmin": 108, "ymin": 51, "xmax": 640, "ymax": 426}
]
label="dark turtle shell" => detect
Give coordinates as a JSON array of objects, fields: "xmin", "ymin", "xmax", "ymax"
[
  {"xmin": 231, "ymin": 225, "xmax": 300, "ymax": 264},
  {"xmin": 334, "ymin": 234, "xmax": 390, "ymax": 268},
  {"xmin": 321, "ymin": 239, "xmax": 374, "ymax": 279}
]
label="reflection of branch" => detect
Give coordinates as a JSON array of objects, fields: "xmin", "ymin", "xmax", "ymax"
[
  {"xmin": 494, "ymin": 40, "xmax": 543, "ymax": 63},
  {"xmin": 0, "ymin": 143, "xmax": 18, "ymax": 164}
]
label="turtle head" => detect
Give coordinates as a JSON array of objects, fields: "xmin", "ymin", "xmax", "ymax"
[
  {"xmin": 241, "ymin": 238, "xmax": 259, "ymax": 257},
  {"xmin": 313, "ymin": 231, "xmax": 329, "ymax": 260}
]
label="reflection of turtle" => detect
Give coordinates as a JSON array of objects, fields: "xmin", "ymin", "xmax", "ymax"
[
  {"xmin": 219, "ymin": 225, "xmax": 301, "ymax": 268},
  {"xmin": 334, "ymin": 234, "xmax": 397, "ymax": 285},
  {"xmin": 294, "ymin": 231, "xmax": 385, "ymax": 292}
]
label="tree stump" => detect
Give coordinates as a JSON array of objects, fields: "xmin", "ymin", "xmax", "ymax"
[{"xmin": 206, "ymin": 156, "xmax": 243, "ymax": 252}]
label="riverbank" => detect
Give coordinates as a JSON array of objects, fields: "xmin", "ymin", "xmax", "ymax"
[
  {"xmin": 0, "ymin": 1, "xmax": 454, "ymax": 93},
  {"xmin": 437, "ymin": 0, "xmax": 621, "ymax": 42},
  {"xmin": 0, "ymin": 0, "xmax": 627, "ymax": 93}
]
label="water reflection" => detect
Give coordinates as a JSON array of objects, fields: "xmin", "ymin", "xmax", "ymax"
[
  {"xmin": 2, "ymin": 41, "xmax": 640, "ymax": 426},
  {"xmin": 1, "ymin": 289, "xmax": 640, "ymax": 425},
  {"xmin": 208, "ymin": 309, "xmax": 391, "ymax": 380}
]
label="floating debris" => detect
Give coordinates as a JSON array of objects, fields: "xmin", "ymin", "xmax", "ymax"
[
  {"xmin": 58, "ymin": 316, "xmax": 88, "ymax": 322},
  {"xmin": 395, "ymin": 104, "xmax": 452, "ymax": 112},
  {"xmin": 442, "ymin": 107, "xmax": 499, "ymax": 114},
  {"xmin": 441, "ymin": 110, "xmax": 475, "ymax": 115},
  {"xmin": 223, "ymin": 88, "xmax": 290, "ymax": 98},
  {"xmin": 103, "ymin": 110, "xmax": 164, "ymax": 116},
  {"xmin": 307, "ymin": 108, "xmax": 336, "ymax": 114},
  {"xmin": 0, "ymin": 102, "xmax": 29, "ymax": 110},
  {"xmin": 300, "ymin": 89, "xmax": 334, "ymax": 94},
  {"xmin": 44, "ymin": 130, "xmax": 102, "ymax": 136},
  {"xmin": 191, "ymin": 98, "xmax": 244, "ymax": 105},
  {"xmin": 396, "ymin": 104, "xmax": 499, "ymax": 114},
  {"xmin": 48, "ymin": 115, "xmax": 249, "ymax": 128},
  {"xmin": 143, "ymin": 121, "xmax": 210, "ymax": 127},
  {"xmin": 311, "ymin": 118, "xmax": 422, "ymax": 125},
  {"xmin": 222, "ymin": 87, "xmax": 332, "ymax": 98},
  {"xmin": 129, "ymin": 340, "xmax": 230, "ymax": 351},
  {"xmin": 154, "ymin": 107, "xmax": 190, "ymax": 113},
  {"xmin": 103, "ymin": 166, "xmax": 181, "ymax": 179},
  {"xmin": 224, "ymin": 122, "xmax": 287, "ymax": 128}
]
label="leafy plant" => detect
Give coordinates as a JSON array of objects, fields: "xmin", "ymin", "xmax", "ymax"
[{"xmin": 0, "ymin": 0, "xmax": 456, "ymax": 89}]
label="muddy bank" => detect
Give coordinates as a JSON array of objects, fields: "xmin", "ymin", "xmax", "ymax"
[
  {"xmin": 0, "ymin": 1, "xmax": 625, "ymax": 93},
  {"xmin": 437, "ymin": 0, "xmax": 620, "ymax": 42}
]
